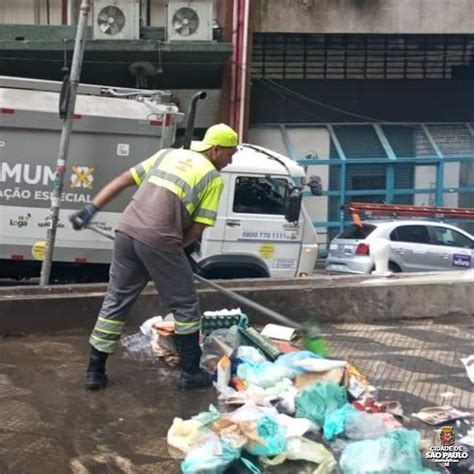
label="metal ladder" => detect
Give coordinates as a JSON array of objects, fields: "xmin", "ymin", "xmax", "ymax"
[{"xmin": 341, "ymin": 202, "xmax": 474, "ymax": 225}]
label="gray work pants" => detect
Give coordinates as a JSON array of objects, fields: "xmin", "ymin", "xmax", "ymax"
[{"xmin": 89, "ymin": 231, "xmax": 200, "ymax": 354}]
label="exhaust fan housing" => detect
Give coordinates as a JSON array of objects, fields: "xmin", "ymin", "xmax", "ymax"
[
  {"xmin": 93, "ymin": 0, "xmax": 140, "ymax": 40},
  {"xmin": 167, "ymin": 2, "xmax": 213, "ymax": 42}
]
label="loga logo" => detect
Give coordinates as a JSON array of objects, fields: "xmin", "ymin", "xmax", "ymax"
[
  {"xmin": 10, "ymin": 213, "xmax": 31, "ymax": 228},
  {"xmin": 70, "ymin": 167, "xmax": 94, "ymax": 189}
]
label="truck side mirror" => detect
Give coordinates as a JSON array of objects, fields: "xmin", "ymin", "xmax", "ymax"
[
  {"xmin": 308, "ymin": 175, "xmax": 323, "ymax": 196},
  {"xmin": 285, "ymin": 188, "xmax": 302, "ymax": 223}
]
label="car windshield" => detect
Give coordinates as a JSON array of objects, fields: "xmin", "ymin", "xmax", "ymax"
[{"xmin": 338, "ymin": 224, "xmax": 376, "ymax": 239}]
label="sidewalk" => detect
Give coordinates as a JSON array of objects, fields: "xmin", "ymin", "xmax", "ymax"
[{"xmin": 0, "ymin": 316, "xmax": 472, "ymax": 473}]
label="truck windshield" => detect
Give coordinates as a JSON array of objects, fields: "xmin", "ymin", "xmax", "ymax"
[
  {"xmin": 338, "ymin": 224, "xmax": 376, "ymax": 239},
  {"xmin": 233, "ymin": 176, "xmax": 288, "ymax": 215}
]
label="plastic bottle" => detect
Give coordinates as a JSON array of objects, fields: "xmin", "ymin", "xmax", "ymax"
[{"xmin": 120, "ymin": 331, "xmax": 153, "ymax": 361}]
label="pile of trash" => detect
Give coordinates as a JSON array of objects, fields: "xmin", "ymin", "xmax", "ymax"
[{"xmin": 123, "ymin": 310, "xmax": 441, "ymax": 473}]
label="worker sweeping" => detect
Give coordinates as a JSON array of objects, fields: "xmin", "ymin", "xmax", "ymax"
[{"xmin": 70, "ymin": 123, "xmax": 239, "ymax": 391}]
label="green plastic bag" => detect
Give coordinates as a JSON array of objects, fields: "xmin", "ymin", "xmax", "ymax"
[
  {"xmin": 295, "ymin": 381, "xmax": 348, "ymax": 426},
  {"xmin": 245, "ymin": 415, "xmax": 288, "ymax": 457},
  {"xmin": 339, "ymin": 428, "xmax": 437, "ymax": 474},
  {"xmin": 323, "ymin": 403, "xmax": 358, "ymax": 441},
  {"xmin": 260, "ymin": 436, "xmax": 337, "ymax": 474},
  {"xmin": 181, "ymin": 433, "xmax": 240, "ymax": 474}
]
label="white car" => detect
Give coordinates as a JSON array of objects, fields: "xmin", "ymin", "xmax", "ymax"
[{"xmin": 326, "ymin": 220, "xmax": 474, "ymax": 274}]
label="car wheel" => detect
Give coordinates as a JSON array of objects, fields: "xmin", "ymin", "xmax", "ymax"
[{"xmin": 388, "ymin": 262, "xmax": 401, "ymax": 273}]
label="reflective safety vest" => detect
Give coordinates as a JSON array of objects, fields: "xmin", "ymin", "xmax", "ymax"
[{"xmin": 129, "ymin": 148, "xmax": 224, "ymax": 226}]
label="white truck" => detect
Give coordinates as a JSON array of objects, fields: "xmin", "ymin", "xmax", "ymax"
[{"xmin": 0, "ymin": 76, "xmax": 320, "ymax": 281}]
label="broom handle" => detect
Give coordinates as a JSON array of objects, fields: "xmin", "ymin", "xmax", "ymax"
[{"xmin": 193, "ymin": 273, "xmax": 303, "ymax": 330}]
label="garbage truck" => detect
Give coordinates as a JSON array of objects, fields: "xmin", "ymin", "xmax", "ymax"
[{"xmin": 0, "ymin": 76, "xmax": 320, "ymax": 282}]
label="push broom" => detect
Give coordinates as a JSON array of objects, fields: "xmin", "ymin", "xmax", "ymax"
[{"xmin": 85, "ymin": 224, "xmax": 327, "ymax": 356}]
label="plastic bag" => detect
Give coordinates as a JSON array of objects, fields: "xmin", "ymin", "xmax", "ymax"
[
  {"xmin": 295, "ymin": 381, "xmax": 347, "ymax": 426},
  {"xmin": 344, "ymin": 411, "xmax": 389, "ymax": 440},
  {"xmin": 211, "ymin": 418, "xmax": 250, "ymax": 450},
  {"xmin": 339, "ymin": 428, "xmax": 438, "ymax": 474},
  {"xmin": 218, "ymin": 378, "xmax": 295, "ymax": 407},
  {"xmin": 323, "ymin": 403, "xmax": 358, "ymax": 441},
  {"xmin": 237, "ymin": 360, "xmax": 292, "ymax": 388},
  {"xmin": 260, "ymin": 436, "xmax": 337, "ymax": 474},
  {"xmin": 181, "ymin": 433, "xmax": 240, "ymax": 474},
  {"xmin": 167, "ymin": 417, "xmax": 202, "ymax": 454},
  {"xmin": 225, "ymin": 402, "xmax": 277, "ymax": 423},
  {"xmin": 140, "ymin": 315, "xmax": 167, "ymax": 336},
  {"xmin": 295, "ymin": 358, "xmax": 346, "ymax": 373},
  {"xmin": 237, "ymin": 346, "xmax": 267, "ymax": 364},
  {"xmin": 276, "ymin": 413, "xmax": 317, "ymax": 438},
  {"xmin": 120, "ymin": 332, "xmax": 154, "ymax": 361},
  {"xmin": 274, "ymin": 351, "xmax": 323, "ymax": 376},
  {"xmin": 274, "ymin": 385, "xmax": 299, "ymax": 416},
  {"xmin": 200, "ymin": 326, "xmax": 240, "ymax": 373},
  {"xmin": 150, "ymin": 314, "xmax": 180, "ymax": 366},
  {"xmin": 191, "ymin": 405, "xmax": 222, "ymax": 430},
  {"xmin": 245, "ymin": 414, "xmax": 288, "ymax": 457}
]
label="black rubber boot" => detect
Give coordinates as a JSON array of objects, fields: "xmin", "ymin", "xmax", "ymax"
[
  {"xmin": 85, "ymin": 346, "xmax": 109, "ymax": 391},
  {"xmin": 174, "ymin": 332, "xmax": 212, "ymax": 390}
]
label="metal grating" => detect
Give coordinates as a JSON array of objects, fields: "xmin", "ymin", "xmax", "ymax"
[{"xmin": 252, "ymin": 33, "xmax": 474, "ymax": 80}]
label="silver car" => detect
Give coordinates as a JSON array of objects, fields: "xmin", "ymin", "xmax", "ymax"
[{"xmin": 326, "ymin": 220, "xmax": 474, "ymax": 274}]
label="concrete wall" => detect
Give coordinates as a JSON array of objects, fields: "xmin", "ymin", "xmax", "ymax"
[
  {"xmin": 1, "ymin": 272, "xmax": 473, "ymax": 334},
  {"xmin": 0, "ymin": 0, "xmax": 62, "ymax": 25},
  {"xmin": 3, "ymin": 1, "xmax": 474, "ymax": 34},
  {"xmin": 255, "ymin": 0, "xmax": 474, "ymax": 34}
]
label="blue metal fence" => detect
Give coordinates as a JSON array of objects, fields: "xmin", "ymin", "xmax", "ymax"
[{"xmin": 250, "ymin": 123, "xmax": 474, "ymax": 238}]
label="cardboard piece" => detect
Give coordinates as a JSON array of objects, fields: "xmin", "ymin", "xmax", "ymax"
[
  {"xmin": 216, "ymin": 355, "xmax": 231, "ymax": 390},
  {"xmin": 261, "ymin": 324, "xmax": 297, "ymax": 341},
  {"xmin": 412, "ymin": 406, "xmax": 471, "ymax": 425},
  {"xmin": 294, "ymin": 368, "xmax": 345, "ymax": 390}
]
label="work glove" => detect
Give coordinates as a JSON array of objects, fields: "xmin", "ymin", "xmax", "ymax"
[{"xmin": 70, "ymin": 203, "xmax": 99, "ymax": 230}]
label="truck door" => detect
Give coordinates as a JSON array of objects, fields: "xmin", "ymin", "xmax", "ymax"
[{"xmin": 222, "ymin": 174, "xmax": 303, "ymax": 277}]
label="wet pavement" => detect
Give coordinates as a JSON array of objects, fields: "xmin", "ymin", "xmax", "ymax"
[{"xmin": 0, "ymin": 316, "xmax": 473, "ymax": 473}]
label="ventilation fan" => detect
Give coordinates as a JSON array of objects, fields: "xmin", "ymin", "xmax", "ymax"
[
  {"xmin": 97, "ymin": 6, "xmax": 126, "ymax": 36},
  {"xmin": 172, "ymin": 7, "xmax": 200, "ymax": 37},
  {"xmin": 167, "ymin": 2, "xmax": 213, "ymax": 42},
  {"xmin": 93, "ymin": 0, "xmax": 140, "ymax": 40}
]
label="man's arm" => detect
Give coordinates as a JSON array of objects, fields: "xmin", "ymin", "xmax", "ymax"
[
  {"xmin": 70, "ymin": 170, "xmax": 136, "ymax": 230},
  {"xmin": 91, "ymin": 170, "xmax": 136, "ymax": 208},
  {"xmin": 183, "ymin": 222, "xmax": 208, "ymax": 248}
]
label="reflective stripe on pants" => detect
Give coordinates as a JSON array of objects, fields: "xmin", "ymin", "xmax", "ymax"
[{"xmin": 89, "ymin": 232, "xmax": 200, "ymax": 354}]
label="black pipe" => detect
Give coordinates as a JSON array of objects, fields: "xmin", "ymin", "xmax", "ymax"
[
  {"xmin": 146, "ymin": 0, "xmax": 151, "ymax": 26},
  {"xmin": 46, "ymin": 0, "xmax": 51, "ymax": 25},
  {"xmin": 182, "ymin": 91, "xmax": 207, "ymax": 150}
]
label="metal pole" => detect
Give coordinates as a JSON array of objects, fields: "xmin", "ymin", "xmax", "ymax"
[
  {"xmin": 40, "ymin": 0, "xmax": 91, "ymax": 286},
  {"xmin": 67, "ymin": 0, "xmax": 78, "ymax": 26},
  {"xmin": 34, "ymin": 0, "xmax": 41, "ymax": 24}
]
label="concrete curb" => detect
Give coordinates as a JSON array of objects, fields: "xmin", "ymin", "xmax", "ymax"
[{"xmin": 1, "ymin": 271, "xmax": 473, "ymax": 334}]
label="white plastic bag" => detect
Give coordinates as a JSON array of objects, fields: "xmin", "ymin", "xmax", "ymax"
[{"xmin": 167, "ymin": 417, "xmax": 202, "ymax": 454}]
